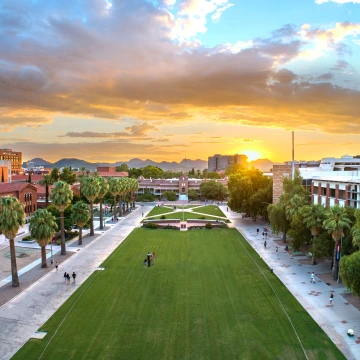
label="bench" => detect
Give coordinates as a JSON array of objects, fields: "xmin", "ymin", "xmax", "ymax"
[{"xmin": 292, "ymin": 251, "xmax": 303, "ymax": 256}]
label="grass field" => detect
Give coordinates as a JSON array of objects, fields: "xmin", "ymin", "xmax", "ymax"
[
  {"xmin": 192, "ymin": 205, "xmax": 226, "ymax": 217},
  {"xmin": 13, "ymin": 229, "xmax": 344, "ymax": 360},
  {"xmin": 145, "ymin": 206, "xmax": 174, "ymax": 217},
  {"xmin": 149, "ymin": 212, "xmax": 226, "ymax": 221}
]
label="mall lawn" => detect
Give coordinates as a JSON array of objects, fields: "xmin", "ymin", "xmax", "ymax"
[{"xmin": 13, "ymin": 229, "xmax": 344, "ymax": 360}]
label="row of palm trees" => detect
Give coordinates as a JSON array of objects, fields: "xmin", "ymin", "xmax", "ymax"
[{"xmin": 0, "ymin": 175, "xmax": 138, "ymax": 287}]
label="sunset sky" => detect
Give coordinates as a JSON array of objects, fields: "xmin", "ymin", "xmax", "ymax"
[{"xmin": 1, "ymin": 0, "xmax": 360, "ymax": 163}]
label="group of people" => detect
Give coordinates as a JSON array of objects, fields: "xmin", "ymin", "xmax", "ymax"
[
  {"xmin": 144, "ymin": 252, "xmax": 156, "ymax": 267},
  {"xmin": 256, "ymin": 228, "xmax": 268, "ymax": 239},
  {"xmin": 63, "ymin": 271, "xmax": 77, "ymax": 284}
]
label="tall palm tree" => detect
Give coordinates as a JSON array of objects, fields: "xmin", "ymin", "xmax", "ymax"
[
  {"xmin": 81, "ymin": 176, "xmax": 100, "ymax": 236},
  {"xmin": 38, "ymin": 174, "xmax": 54, "ymax": 208},
  {"xmin": 117, "ymin": 178, "xmax": 126, "ymax": 216},
  {"xmin": 97, "ymin": 177, "xmax": 109, "ymax": 230},
  {"xmin": 50, "ymin": 181, "xmax": 73, "ymax": 255},
  {"xmin": 29, "ymin": 209, "xmax": 57, "ymax": 268},
  {"xmin": 132, "ymin": 178, "xmax": 138, "ymax": 209},
  {"xmin": 109, "ymin": 177, "xmax": 121, "ymax": 219},
  {"xmin": 301, "ymin": 204, "xmax": 325, "ymax": 265},
  {"xmin": 71, "ymin": 201, "xmax": 91, "ymax": 245},
  {"xmin": 0, "ymin": 197, "xmax": 25, "ymax": 287},
  {"xmin": 351, "ymin": 209, "xmax": 360, "ymax": 248},
  {"xmin": 323, "ymin": 205, "xmax": 352, "ymax": 280}
]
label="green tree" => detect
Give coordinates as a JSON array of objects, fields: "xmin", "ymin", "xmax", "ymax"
[
  {"xmin": 50, "ymin": 181, "xmax": 73, "ymax": 255},
  {"xmin": 340, "ymin": 252, "xmax": 360, "ymax": 296},
  {"xmin": 59, "ymin": 167, "xmax": 77, "ymax": 185},
  {"xmin": 50, "ymin": 168, "xmax": 60, "ymax": 182},
  {"xmin": 200, "ymin": 180, "xmax": 228, "ymax": 201},
  {"xmin": 204, "ymin": 172, "xmax": 222, "ymax": 179},
  {"xmin": 323, "ymin": 205, "xmax": 352, "ymax": 280},
  {"xmin": 268, "ymin": 201, "xmax": 290, "ymax": 242},
  {"xmin": 163, "ymin": 191, "xmax": 177, "ymax": 201},
  {"xmin": 142, "ymin": 165, "xmax": 164, "ymax": 179},
  {"xmin": 128, "ymin": 167, "xmax": 143, "ymax": 178},
  {"xmin": 97, "ymin": 177, "xmax": 109, "ymax": 230},
  {"xmin": 109, "ymin": 178, "xmax": 121, "ymax": 218},
  {"xmin": 116, "ymin": 164, "xmax": 129, "ymax": 172},
  {"xmin": 71, "ymin": 201, "xmax": 91, "ymax": 245},
  {"xmin": 0, "ymin": 197, "xmax": 25, "ymax": 287},
  {"xmin": 29, "ymin": 209, "xmax": 57, "ymax": 268},
  {"xmin": 188, "ymin": 189, "xmax": 199, "ymax": 200},
  {"xmin": 39, "ymin": 174, "xmax": 54, "ymax": 207},
  {"xmin": 301, "ymin": 204, "xmax": 326, "ymax": 264},
  {"xmin": 351, "ymin": 209, "xmax": 360, "ymax": 248},
  {"xmin": 46, "ymin": 205, "xmax": 73, "ymax": 232},
  {"xmin": 81, "ymin": 176, "xmax": 100, "ymax": 236}
]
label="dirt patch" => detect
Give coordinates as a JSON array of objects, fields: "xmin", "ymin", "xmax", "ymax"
[
  {"xmin": 0, "ymin": 251, "xmax": 74, "ymax": 307},
  {"xmin": 0, "ymin": 247, "xmax": 49, "ymax": 282}
]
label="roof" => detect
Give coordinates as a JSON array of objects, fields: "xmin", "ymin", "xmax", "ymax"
[
  {"xmin": 96, "ymin": 172, "xmax": 128, "ymax": 177},
  {"xmin": 0, "ymin": 182, "xmax": 37, "ymax": 194},
  {"xmin": 11, "ymin": 174, "xmax": 44, "ymax": 183}
]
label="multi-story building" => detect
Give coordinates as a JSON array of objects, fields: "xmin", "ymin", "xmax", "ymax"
[
  {"xmin": 0, "ymin": 160, "xmax": 11, "ymax": 182},
  {"xmin": 208, "ymin": 154, "xmax": 248, "ymax": 172},
  {"xmin": 136, "ymin": 175, "xmax": 229, "ymax": 199},
  {"xmin": 0, "ymin": 149, "xmax": 22, "ymax": 174}
]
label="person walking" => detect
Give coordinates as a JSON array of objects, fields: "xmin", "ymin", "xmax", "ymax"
[
  {"xmin": 227, "ymin": 207, "xmax": 228, "ymax": 212},
  {"xmin": 264, "ymin": 240, "xmax": 267, "ymax": 249},
  {"xmin": 55, "ymin": 262, "xmax": 58, "ymax": 272},
  {"xmin": 144, "ymin": 258, "xmax": 147, "ymax": 267},
  {"xmin": 72, "ymin": 272, "xmax": 76, "ymax": 284},
  {"xmin": 66, "ymin": 273, "xmax": 71, "ymax": 284},
  {"xmin": 262, "ymin": 232, "xmax": 265, "ymax": 240},
  {"xmin": 310, "ymin": 272, "xmax": 315, "ymax": 284},
  {"xmin": 142, "ymin": 212, "xmax": 144, "ymax": 217},
  {"xmin": 147, "ymin": 252, "xmax": 151, "ymax": 267},
  {"xmin": 256, "ymin": 228, "xmax": 259, "ymax": 236},
  {"xmin": 275, "ymin": 246, "xmax": 278, "ymax": 254},
  {"xmin": 329, "ymin": 292, "xmax": 334, "ymax": 306},
  {"xmin": 64, "ymin": 272, "xmax": 67, "ymax": 283}
]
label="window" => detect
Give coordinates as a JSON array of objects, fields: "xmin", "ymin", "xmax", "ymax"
[
  {"xmin": 330, "ymin": 189, "xmax": 335, "ymax": 198},
  {"xmin": 322, "ymin": 188, "xmax": 326, "ymax": 196}
]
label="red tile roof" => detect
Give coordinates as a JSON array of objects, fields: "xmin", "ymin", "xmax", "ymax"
[
  {"xmin": 97, "ymin": 172, "xmax": 128, "ymax": 177},
  {"xmin": 11, "ymin": 174, "xmax": 44, "ymax": 183},
  {"xmin": 0, "ymin": 182, "xmax": 37, "ymax": 194}
]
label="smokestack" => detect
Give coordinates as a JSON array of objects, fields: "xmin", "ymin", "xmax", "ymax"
[{"xmin": 292, "ymin": 131, "xmax": 295, "ymax": 180}]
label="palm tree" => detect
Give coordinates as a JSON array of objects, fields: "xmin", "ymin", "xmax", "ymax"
[
  {"xmin": 50, "ymin": 181, "xmax": 73, "ymax": 255},
  {"xmin": 131, "ymin": 178, "xmax": 138, "ymax": 208},
  {"xmin": 97, "ymin": 177, "xmax": 109, "ymax": 230},
  {"xmin": 81, "ymin": 176, "xmax": 100, "ymax": 236},
  {"xmin": 71, "ymin": 201, "xmax": 91, "ymax": 245},
  {"xmin": 109, "ymin": 178, "xmax": 121, "ymax": 219},
  {"xmin": 38, "ymin": 174, "xmax": 54, "ymax": 207},
  {"xmin": 323, "ymin": 205, "xmax": 352, "ymax": 280},
  {"xmin": 301, "ymin": 204, "xmax": 325, "ymax": 265},
  {"xmin": 0, "ymin": 197, "xmax": 25, "ymax": 287},
  {"xmin": 351, "ymin": 209, "xmax": 360, "ymax": 248},
  {"xmin": 29, "ymin": 209, "xmax": 57, "ymax": 268}
]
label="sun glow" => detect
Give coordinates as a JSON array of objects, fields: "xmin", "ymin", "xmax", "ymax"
[{"xmin": 241, "ymin": 150, "xmax": 262, "ymax": 162}]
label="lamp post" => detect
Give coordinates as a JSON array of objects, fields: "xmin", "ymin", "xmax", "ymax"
[{"xmin": 337, "ymin": 236, "xmax": 343, "ymax": 283}]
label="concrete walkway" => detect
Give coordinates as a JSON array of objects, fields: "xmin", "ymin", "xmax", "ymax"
[
  {"xmin": 0, "ymin": 206, "xmax": 153, "ymax": 360},
  {"xmin": 220, "ymin": 206, "xmax": 360, "ymax": 360}
]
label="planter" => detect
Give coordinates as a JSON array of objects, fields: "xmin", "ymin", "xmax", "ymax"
[{"xmin": 18, "ymin": 239, "xmax": 36, "ymax": 244}]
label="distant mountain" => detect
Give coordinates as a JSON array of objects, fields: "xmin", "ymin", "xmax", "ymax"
[
  {"xmin": 249, "ymin": 158, "xmax": 276, "ymax": 173},
  {"xmin": 25, "ymin": 157, "xmax": 208, "ymax": 171}
]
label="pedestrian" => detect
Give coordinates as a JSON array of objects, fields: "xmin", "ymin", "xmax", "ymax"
[
  {"xmin": 265, "ymin": 231, "xmax": 268, "ymax": 238},
  {"xmin": 144, "ymin": 258, "xmax": 147, "ymax": 267},
  {"xmin": 55, "ymin": 262, "xmax": 58, "ymax": 272},
  {"xmin": 262, "ymin": 232, "xmax": 265, "ymax": 239},
  {"xmin": 310, "ymin": 272, "xmax": 315, "ymax": 284},
  {"xmin": 264, "ymin": 240, "xmax": 267, "ymax": 249},
  {"xmin": 72, "ymin": 272, "xmax": 76, "ymax": 283},
  {"xmin": 147, "ymin": 252, "xmax": 151, "ymax": 267},
  {"xmin": 64, "ymin": 272, "xmax": 67, "ymax": 282},
  {"xmin": 66, "ymin": 273, "xmax": 70, "ymax": 283},
  {"xmin": 329, "ymin": 292, "xmax": 334, "ymax": 306},
  {"xmin": 227, "ymin": 207, "xmax": 228, "ymax": 212},
  {"xmin": 152, "ymin": 252, "xmax": 156, "ymax": 263},
  {"xmin": 276, "ymin": 246, "xmax": 278, "ymax": 254},
  {"xmin": 142, "ymin": 212, "xmax": 144, "ymax": 217},
  {"xmin": 111, "ymin": 216, "xmax": 114, "ymax": 222},
  {"xmin": 256, "ymin": 228, "xmax": 259, "ymax": 236}
]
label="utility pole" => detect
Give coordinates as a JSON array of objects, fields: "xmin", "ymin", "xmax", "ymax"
[{"xmin": 292, "ymin": 131, "xmax": 295, "ymax": 180}]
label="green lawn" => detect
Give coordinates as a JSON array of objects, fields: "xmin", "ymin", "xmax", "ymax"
[
  {"xmin": 149, "ymin": 211, "xmax": 226, "ymax": 221},
  {"xmin": 146, "ymin": 206, "xmax": 174, "ymax": 217},
  {"xmin": 13, "ymin": 229, "xmax": 344, "ymax": 360},
  {"xmin": 192, "ymin": 205, "xmax": 226, "ymax": 217}
]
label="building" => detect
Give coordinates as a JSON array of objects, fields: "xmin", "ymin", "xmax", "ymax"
[
  {"xmin": 136, "ymin": 175, "xmax": 229, "ymax": 199},
  {"xmin": 36, "ymin": 183, "xmax": 81, "ymax": 209},
  {"xmin": 11, "ymin": 174, "xmax": 45, "ymax": 184},
  {"xmin": 273, "ymin": 155, "xmax": 360, "ymax": 206},
  {"xmin": 0, "ymin": 182, "xmax": 37, "ymax": 216},
  {"xmin": 208, "ymin": 154, "xmax": 248, "ymax": 172},
  {"xmin": 0, "ymin": 149, "xmax": 22, "ymax": 174},
  {"xmin": 0, "ymin": 160, "xmax": 11, "ymax": 182}
]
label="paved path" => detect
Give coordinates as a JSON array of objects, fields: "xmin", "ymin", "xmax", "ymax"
[
  {"xmin": 220, "ymin": 206, "xmax": 360, "ymax": 360},
  {"xmin": 0, "ymin": 206, "xmax": 153, "ymax": 360}
]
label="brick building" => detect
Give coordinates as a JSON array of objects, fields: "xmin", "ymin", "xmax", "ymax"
[
  {"xmin": 0, "ymin": 160, "xmax": 11, "ymax": 182},
  {"xmin": 208, "ymin": 154, "xmax": 248, "ymax": 172},
  {"xmin": 0, "ymin": 183, "xmax": 37, "ymax": 216},
  {"xmin": 0, "ymin": 149, "xmax": 22, "ymax": 174},
  {"xmin": 272, "ymin": 164, "xmax": 300, "ymax": 203}
]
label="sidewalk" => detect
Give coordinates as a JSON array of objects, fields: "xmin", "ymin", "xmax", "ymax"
[
  {"xmin": 0, "ymin": 206, "xmax": 153, "ymax": 360},
  {"xmin": 220, "ymin": 206, "xmax": 360, "ymax": 360}
]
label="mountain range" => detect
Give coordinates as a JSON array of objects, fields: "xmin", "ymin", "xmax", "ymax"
[{"xmin": 25, "ymin": 157, "xmax": 275, "ymax": 173}]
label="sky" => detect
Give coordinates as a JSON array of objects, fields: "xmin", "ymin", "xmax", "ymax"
[{"xmin": 1, "ymin": 0, "xmax": 360, "ymax": 163}]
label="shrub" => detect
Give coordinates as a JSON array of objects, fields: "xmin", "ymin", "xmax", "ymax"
[
  {"xmin": 200, "ymin": 216, "xmax": 206, "ymax": 219},
  {"xmin": 160, "ymin": 215, "xmax": 166, "ymax": 219},
  {"xmin": 144, "ymin": 222, "xmax": 159, "ymax": 229},
  {"xmin": 22, "ymin": 235, "xmax": 33, "ymax": 241},
  {"xmin": 205, "ymin": 222, "xmax": 212, "ymax": 229}
]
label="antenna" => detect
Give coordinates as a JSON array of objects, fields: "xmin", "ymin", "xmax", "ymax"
[{"xmin": 292, "ymin": 131, "xmax": 295, "ymax": 180}]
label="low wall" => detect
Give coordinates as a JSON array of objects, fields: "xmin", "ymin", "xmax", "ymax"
[{"xmin": 143, "ymin": 219, "xmax": 181, "ymax": 224}]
